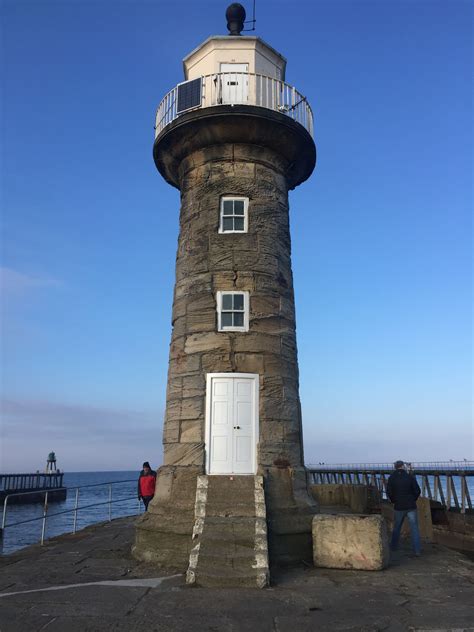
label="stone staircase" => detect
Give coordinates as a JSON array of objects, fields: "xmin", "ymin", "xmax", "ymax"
[{"xmin": 186, "ymin": 475, "xmax": 269, "ymax": 588}]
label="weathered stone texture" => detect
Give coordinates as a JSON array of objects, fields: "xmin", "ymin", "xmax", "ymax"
[
  {"xmin": 156, "ymin": 142, "xmax": 308, "ymax": 470},
  {"xmin": 133, "ymin": 465, "xmax": 201, "ymax": 568},
  {"xmin": 163, "ymin": 442, "xmax": 204, "ymax": 466},
  {"xmin": 309, "ymin": 483, "xmax": 382, "ymax": 514},
  {"xmin": 186, "ymin": 476, "xmax": 270, "ymax": 588},
  {"xmin": 201, "ymin": 351, "xmax": 233, "ymax": 373},
  {"xmin": 312, "ymin": 514, "xmax": 390, "ymax": 571},
  {"xmin": 135, "ymin": 141, "xmax": 317, "ymax": 567}
]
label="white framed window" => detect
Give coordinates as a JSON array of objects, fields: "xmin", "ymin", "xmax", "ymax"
[
  {"xmin": 219, "ymin": 197, "xmax": 248, "ymax": 234},
  {"xmin": 217, "ymin": 291, "xmax": 249, "ymax": 332}
]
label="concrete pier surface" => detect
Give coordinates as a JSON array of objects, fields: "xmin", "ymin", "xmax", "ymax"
[{"xmin": 1, "ymin": 517, "xmax": 473, "ymax": 632}]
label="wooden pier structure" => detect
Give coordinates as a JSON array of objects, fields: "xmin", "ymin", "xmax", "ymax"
[{"xmin": 0, "ymin": 472, "xmax": 67, "ymax": 504}]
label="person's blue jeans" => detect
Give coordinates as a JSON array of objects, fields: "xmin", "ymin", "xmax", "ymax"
[{"xmin": 390, "ymin": 509, "xmax": 421, "ymax": 555}]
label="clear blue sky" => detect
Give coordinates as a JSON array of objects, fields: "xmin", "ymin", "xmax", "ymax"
[{"xmin": 1, "ymin": 0, "xmax": 472, "ymax": 472}]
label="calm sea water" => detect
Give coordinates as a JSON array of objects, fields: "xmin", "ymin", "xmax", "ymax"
[{"xmin": 1, "ymin": 471, "xmax": 142, "ymax": 555}]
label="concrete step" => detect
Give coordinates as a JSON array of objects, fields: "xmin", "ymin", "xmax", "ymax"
[
  {"xmin": 197, "ymin": 538, "xmax": 258, "ymax": 556},
  {"xmin": 186, "ymin": 475, "xmax": 269, "ymax": 588},
  {"xmin": 200, "ymin": 517, "xmax": 265, "ymax": 547},
  {"xmin": 202, "ymin": 515, "xmax": 260, "ymax": 526},
  {"xmin": 206, "ymin": 476, "xmax": 257, "ymax": 493},
  {"xmin": 190, "ymin": 568, "xmax": 269, "ymax": 589},
  {"xmin": 202, "ymin": 503, "xmax": 262, "ymax": 518},
  {"xmin": 196, "ymin": 552, "xmax": 260, "ymax": 573}
]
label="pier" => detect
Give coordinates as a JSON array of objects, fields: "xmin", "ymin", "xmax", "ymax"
[
  {"xmin": 0, "ymin": 453, "xmax": 67, "ymax": 506},
  {"xmin": 0, "ymin": 516, "xmax": 473, "ymax": 631},
  {"xmin": 0, "ymin": 473, "xmax": 67, "ymax": 504}
]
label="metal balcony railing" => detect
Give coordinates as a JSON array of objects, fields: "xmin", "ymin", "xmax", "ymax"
[{"xmin": 155, "ymin": 73, "xmax": 314, "ymax": 138}]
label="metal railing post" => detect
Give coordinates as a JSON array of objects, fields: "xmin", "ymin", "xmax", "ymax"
[
  {"xmin": 41, "ymin": 491, "xmax": 49, "ymax": 545},
  {"xmin": 2, "ymin": 496, "xmax": 9, "ymax": 530},
  {"xmin": 1, "ymin": 479, "xmax": 139, "ymax": 552},
  {"xmin": 73, "ymin": 488, "xmax": 79, "ymax": 533}
]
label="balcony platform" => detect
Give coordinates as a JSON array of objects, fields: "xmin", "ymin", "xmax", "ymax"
[{"xmin": 153, "ymin": 104, "xmax": 316, "ymax": 190}]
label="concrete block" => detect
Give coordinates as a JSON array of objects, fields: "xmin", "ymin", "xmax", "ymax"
[{"xmin": 312, "ymin": 514, "xmax": 389, "ymax": 571}]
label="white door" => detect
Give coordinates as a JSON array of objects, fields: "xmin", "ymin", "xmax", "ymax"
[
  {"xmin": 206, "ymin": 373, "xmax": 258, "ymax": 475},
  {"xmin": 220, "ymin": 63, "xmax": 249, "ymax": 104}
]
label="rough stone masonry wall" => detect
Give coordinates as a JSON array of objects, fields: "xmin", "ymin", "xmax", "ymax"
[{"xmin": 162, "ymin": 142, "xmax": 305, "ymax": 472}]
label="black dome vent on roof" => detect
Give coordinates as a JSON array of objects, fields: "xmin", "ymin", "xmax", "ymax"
[{"xmin": 226, "ymin": 3, "xmax": 246, "ymax": 35}]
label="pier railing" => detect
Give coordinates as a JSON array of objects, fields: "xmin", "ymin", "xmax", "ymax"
[
  {"xmin": 0, "ymin": 472, "xmax": 64, "ymax": 492},
  {"xmin": 307, "ymin": 462, "xmax": 474, "ymax": 514},
  {"xmin": 1, "ymin": 479, "xmax": 141, "ymax": 548},
  {"xmin": 155, "ymin": 72, "xmax": 314, "ymax": 138}
]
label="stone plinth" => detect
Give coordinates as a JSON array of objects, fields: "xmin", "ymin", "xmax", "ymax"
[{"xmin": 312, "ymin": 514, "xmax": 390, "ymax": 571}]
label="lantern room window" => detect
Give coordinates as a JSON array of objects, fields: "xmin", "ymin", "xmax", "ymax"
[
  {"xmin": 217, "ymin": 291, "xmax": 249, "ymax": 332},
  {"xmin": 219, "ymin": 197, "xmax": 248, "ymax": 233}
]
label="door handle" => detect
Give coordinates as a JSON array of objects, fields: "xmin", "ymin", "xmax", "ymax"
[{"xmin": 233, "ymin": 426, "xmax": 241, "ymax": 430}]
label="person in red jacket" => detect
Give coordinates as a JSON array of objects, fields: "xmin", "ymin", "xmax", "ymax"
[{"xmin": 137, "ymin": 461, "xmax": 156, "ymax": 511}]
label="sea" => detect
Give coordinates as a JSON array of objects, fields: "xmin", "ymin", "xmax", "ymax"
[{"xmin": 1, "ymin": 471, "xmax": 140, "ymax": 555}]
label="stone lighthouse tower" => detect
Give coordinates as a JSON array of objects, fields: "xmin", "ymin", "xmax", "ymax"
[{"xmin": 134, "ymin": 4, "xmax": 318, "ymax": 585}]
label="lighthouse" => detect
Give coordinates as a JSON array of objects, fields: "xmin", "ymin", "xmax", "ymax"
[{"xmin": 133, "ymin": 4, "xmax": 318, "ymax": 586}]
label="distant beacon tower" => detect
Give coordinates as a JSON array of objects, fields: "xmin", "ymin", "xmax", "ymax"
[
  {"xmin": 46, "ymin": 452, "xmax": 57, "ymax": 473},
  {"xmin": 134, "ymin": 4, "xmax": 318, "ymax": 569}
]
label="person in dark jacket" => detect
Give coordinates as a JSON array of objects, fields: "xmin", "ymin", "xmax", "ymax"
[
  {"xmin": 386, "ymin": 460, "xmax": 421, "ymax": 556},
  {"xmin": 137, "ymin": 461, "xmax": 156, "ymax": 511}
]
